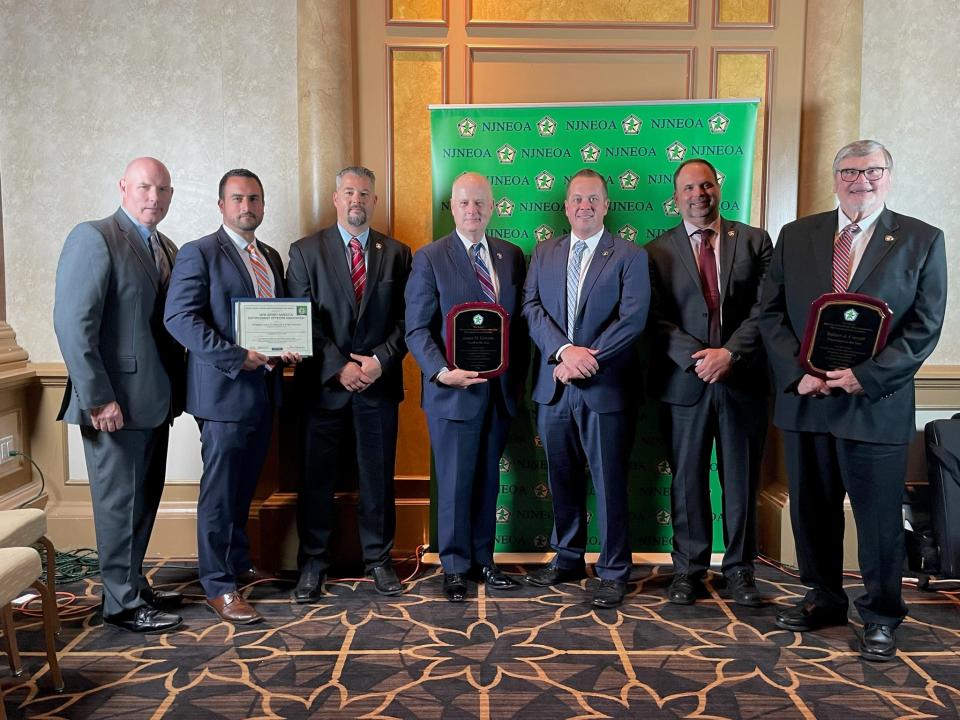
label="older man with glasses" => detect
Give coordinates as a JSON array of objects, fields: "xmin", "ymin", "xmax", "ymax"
[{"xmin": 758, "ymin": 140, "xmax": 947, "ymax": 662}]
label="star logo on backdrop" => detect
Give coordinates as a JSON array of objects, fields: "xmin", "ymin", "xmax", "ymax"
[
  {"xmin": 457, "ymin": 117, "xmax": 477, "ymax": 138},
  {"xmin": 621, "ymin": 114, "xmax": 642, "ymax": 135},
  {"xmin": 533, "ymin": 534, "xmax": 549, "ymax": 549},
  {"xmin": 533, "ymin": 483, "xmax": 550, "ymax": 499},
  {"xmin": 666, "ymin": 140, "xmax": 687, "ymax": 162},
  {"xmin": 717, "ymin": 170, "xmax": 726, "ymax": 186},
  {"xmin": 618, "ymin": 225, "xmax": 638, "ymax": 243},
  {"xmin": 535, "ymin": 171, "xmax": 555, "ymax": 191},
  {"xmin": 537, "ymin": 115, "xmax": 557, "ymax": 137},
  {"xmin": 656, "ymin": 509, "xmax": 672, "ymax": 526},
  {"xmin": 499, "ymin": 457, "xmax": 512, "ymax": 473},
  {"xmin": 495, "ymin": 506, "xmax": 511, "ymax": 524},
  {"xmin": 580, "ymin": 142, "xmax": 601, "ymax": 163},
  {"xmin": 619, "ymin": 169, "xmax": 639, "ymax": 190},
  {"xmin": 495, "ymin": 197, "xmax": 515, "ymax": 217},
  {"xmin": 534, "ymin": 225, "xmax": 554, "ymax": 243},
  {"xmin": 708, "ymin": 112, "xmax": 730, "ymax": 134},
  {"xmin": 657, "ymin": 459, "xmax": 672, "ymax": 475},
  {"xmin": 586, "ymin": 511, "xmax": 593, "ymax": 524},
  {"xmin": 663, "ymin": 197, "xmax": 680, "ymax": 216},
  {"xmin": 497, "ymin": 143, "xmax": 516, "ymax": 164}
]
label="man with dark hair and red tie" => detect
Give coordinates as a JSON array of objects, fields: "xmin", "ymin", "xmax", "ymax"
[
  {"xmin": 405, "ymin": 171, "xmax": 528, "ymax": 603},
  {"xmin": 646, "ymin": 159, "xmax": 773, "ymax": 608},
  {"xmin": 758, "ymin": 140, "xmax": 947, "ymax": 661},
  {"xmin": 165, "ymin": 169, "xmax": 300, "ymax": 625},
  {"xmin": 286, "ymin": 167, "xmax": 412, "ymax": 602}
]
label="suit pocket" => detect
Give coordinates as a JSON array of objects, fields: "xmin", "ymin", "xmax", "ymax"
[{"xmin": 106, "ymin": 356, "xmax": 137, "ymax": 373}]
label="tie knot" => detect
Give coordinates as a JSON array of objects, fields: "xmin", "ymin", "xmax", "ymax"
[
  {"xmin": 471, "ymin": 242, "xmax": 483, "ymax": 257},
  {"xmin": 842, "ymin": 223, "xmax": 861, "ymax": 236},
  {"xmin": 697, "ymin": 228, "xmax": 714, "ymax": 247},
  {"xmin": 350, "ymin": 236, "xmax": 362, "ymax": 250},
  {"xmin": 573, "ymin": 239, "xmax": 587, "ymax": 255},
  {"xmin": 246, "ymin": 241, "xmax": 257, "ymax": 255}
]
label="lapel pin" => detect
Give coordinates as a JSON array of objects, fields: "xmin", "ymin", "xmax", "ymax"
[
  {"xmin": 601, "ymin": 250, "xmax": 610, "ymax": 256},
  {"xmin": 496, "ymin": 252, "xmax": 503, "ymax": 260},
  {"xmin": 727, "ymin": 229, "xmax": 735, "ymax": 237},
  {"xmin": 884, "ymin": 235, "xmax": 895, "ymax": 242},
  {"xmin": 375, "ymin": 242, "xmax": 383, "ymax": 250}
]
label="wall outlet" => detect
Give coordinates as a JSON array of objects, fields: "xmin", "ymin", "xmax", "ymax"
[{"xmin": 0, "ymin": 435, "xmax": 13, "ymax": 463}]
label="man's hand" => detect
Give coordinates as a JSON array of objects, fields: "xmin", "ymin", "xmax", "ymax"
[
  {"xmin": 553, "ymin": 363, "xmax": 585, "ymax": 385},
  {"xmin": 797, "ymin": 373, "xmax": 830, "ymax": 396},
  {"xmin": 438, "ymin": 368, "xmax": 487, "ymax": 389},
  {"xmin": 272, "ymin": 351, "xmax": 302, "ymax": 365},
  {"xmin": 90, "ymin": 401, "xmax": 124, "ymax": 432},
  {"xmin": 242, "ymin": 349, "xmax": 270, "ymax": 371},
  {"xmin": 559, "ymin": 346, "xmax": 599, "ymax": 378},
  {"xmin": 691, "ymin": 348, "xmax": 733, "ymax": 384},
  {"xmin": 825, "ymin": 368, "xmax": 864, "ymax": 395},
  {"xmin": 338, "ymin": 360, "xmax": 374, "ymax": 392},
  {"xmin": 350, "ymin": 353, "xmax": 382, "ymax": 386}
]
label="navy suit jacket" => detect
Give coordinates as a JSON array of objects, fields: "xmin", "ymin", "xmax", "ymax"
[
  {"xmin": 758, "ymin": 207, "xmax": 947, "ymax": 444},
  {"xmin": 405, "ymin": 232, "xmax": 528, "ymax": 421},
  {"xmin": 164, "ymin": 226, "xmax": 287, "ymax": 422},
  {"xmin": 286, "ymin": 225, "xmax": 411, "ymax": 409},
  {"xmin": 522, "ymin": 229, "xmax": 650, "ymax": 413},
  {"xmin": 647, "ymin": 218, "xmax": 772, "ymax": 406}
]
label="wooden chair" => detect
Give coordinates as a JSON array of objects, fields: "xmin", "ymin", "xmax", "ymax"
[{"xmin": 0, "ymin": 510, "xmax": 58, "ymax": 634}]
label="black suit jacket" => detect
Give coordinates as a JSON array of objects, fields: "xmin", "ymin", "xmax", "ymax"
[
  {"xmin": 647, "ymin": 218, "xmax": 772, "ymax": 406},
  {"xmin": 757, "ymin": 207, "xmax": 947, "ymax": 444},
  {"xmin": 286, "ymin": 225, "xmax": 412, "ymax": 409}
]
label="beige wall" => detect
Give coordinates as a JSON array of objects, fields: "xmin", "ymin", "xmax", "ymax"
[
  {"xmin": 861, "ymin": 0, "xmax": 958, "ymax": 364},
  {"xmin": 0, "ymin": 0, "xmax": 300, "ymax": 363}
]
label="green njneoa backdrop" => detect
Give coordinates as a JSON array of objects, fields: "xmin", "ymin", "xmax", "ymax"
[{"xmin": 427, "ymin": 99, "xmax": 759, "ymax": 555}]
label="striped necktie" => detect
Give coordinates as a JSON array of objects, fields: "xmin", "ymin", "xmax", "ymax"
[
  {"xmin": 833, "ymin": 222, "xmax": 860, "ymax": 293},
  {"xmin": 149, "ymin": 231, "xmax": 170, "ymax": 286},
  {"xmin": 471, "ymin": 243, "xmax": 496, "ymax": 303},
  {"xmin": 245, "ymin": 242, "xmax": 274, "ymax": 298},
  {"xmin": 566, "ymin": 240, "xmax": 587, "ymax": 341},
  {"xmin": 349, "ymin": 236, "xmax": 366, "ymax": 305}
]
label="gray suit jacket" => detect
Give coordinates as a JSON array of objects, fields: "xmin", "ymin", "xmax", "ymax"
[
  {"xmin": 54, "ymin": 207, "xmax": 184, "ymax": 429},
  {"xmin": 647, "ymin": 218, "xmax": 772, "ymax": 405}
]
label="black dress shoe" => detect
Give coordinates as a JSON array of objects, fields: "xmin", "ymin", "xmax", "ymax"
[
  {"xmin": 292, "ymin": 565, "xmax": 325, "ymax": 604},
  {"xmin": 592, "ymin": 579, "xmax": 627, "ymax": 608},
  {"xmin": 104, "ymin": 606, "xmax": 182, "ymax": 634},
  {"xmin": 472, "ymin": 564, "xmax": 520, "ymax": 590},
  {"xmin": 443, "ymin": 573, "xmax": 468, "ymax": 603},
  {"xmin": 725, "ymin": 567, "xmax": 764, "ymax": 608},
  {"xmin": 668, "ymin": 573, "xmax": 705, "ymax": 605},
  {"xmin": 524, "ymin": 561, "xmax": 587, "ymax": 587},
  {"xmin": 142, "ymin": 588, "xmax": 184, "ymax": 610},
  {"xmin": 859, "ymin": 623, "xmax": 897, "ymax": 662},
  {"xmin": 775, "ymin": 601, "xmax": 848, "ymax": 632},
  {"xmin": 368, "ymin": 565, "xmax": 404, "ymax": 596}
]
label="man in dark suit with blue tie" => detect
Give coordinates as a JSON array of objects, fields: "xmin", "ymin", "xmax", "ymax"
[
  {"xmin": 646, "ymin": 159, "xmax": 772, "ymax": 608},
  {"xmin": 522, "ymin": 169, "xmax": 650, "ymax": 609},
  {"xmin": 405, "ymin": 171, "xmax": 528, "ymax": 602},
  {"xmin": 55, "ymin": 157, "xmax": 184, "ymax": 633},
  {"xmin": 286, "ymin": 166, "xmax": 412, "ymax": 601},
  {"xmin": 758, "ymin": 140, "xmax": 947, "ymax": 661},
  {"xmin": 165, "ymin": 169, "xmax": 299, "ymax": 625}
]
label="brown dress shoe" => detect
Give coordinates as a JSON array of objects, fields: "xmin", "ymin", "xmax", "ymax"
[{"xmin": 206, "ymin": 592, "xmax": 263, "ymax": 625}]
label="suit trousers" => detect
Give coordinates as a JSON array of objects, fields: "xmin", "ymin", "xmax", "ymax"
[
  {"xmin": 427, "ymin": 384, "xmax": 511, "ymax": 574},
  {"xmin": 80, "ymin": 424, "xmax": 169, "ymax": 617},
  {"xmin": 297, "ymin": 398, "xmax": 399, "ymax": 573},
  {"xmin": 537, "ymin": 386, "xmax": 633, "ymax": 582},
  {"xmin": 196, "ymin": 409, "xmax": 273, "ymax": 599},
  {"xmin": 784, "ymin": 430, "xmax": 909, "ymax": 627},
  {"xmin": 661, "ymin": 383, "xmax": 766, "ymax": 576}
]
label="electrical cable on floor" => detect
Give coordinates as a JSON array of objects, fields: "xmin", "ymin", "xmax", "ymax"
[{"xmin": 11, "ymin": 450, "xmax": 45, "ymax": 509}]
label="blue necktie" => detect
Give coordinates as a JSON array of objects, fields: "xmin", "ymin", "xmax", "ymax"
[
  {"xmin": 566, "ymin": 240, "xmax": 587, "ymax": 341},
  {"xmin": 472, "ymin": 243, "xmax": 496, "ymax": 303}
]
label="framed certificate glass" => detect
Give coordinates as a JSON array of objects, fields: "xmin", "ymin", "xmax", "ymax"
[{"xmin": 233, "ymin": 298, "xmax": 313, "ymax": 356}]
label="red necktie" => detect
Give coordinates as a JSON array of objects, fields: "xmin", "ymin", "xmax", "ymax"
[
  {"xmin": 697, "ymin": 228, "xmax": 721, "ymax": 348},
  {"xmin": 833, "ymin": 223, "xmax": 860, "ymax": 293},
  {"xmin": 349, "ymin": 237, "xmax": 366, "ymax": 305},
  {"xmin": 246, "ymin": 242, "xmax": 274, "ymax": 299}
]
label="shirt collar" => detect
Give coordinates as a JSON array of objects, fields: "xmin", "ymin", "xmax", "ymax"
[
  {"xmin": 570, "ymin": 227, "xmax": 604, "ymax": 251},
  {"xmin": 456, "ymin": 230, "xmax": 489, "ymax": 255},
  {"xmin": 120, "ymin": 206, "xmax": 153, "ymax": 243},
  {"xmin": 837, "ymin": 204, "xmax": 885, "ymax": 236},
  {"xmin": 682, "ymin": 218, "xmax": 721, "ymax": 239},
  {"xmin": 222, "ymin": 224, "xmax": 257, "ymax": 252},
  {"xmin": 337, "ymin": 224, "xmax": 370, "ymax": 248}
]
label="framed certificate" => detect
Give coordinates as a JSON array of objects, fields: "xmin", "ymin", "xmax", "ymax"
[
  {"xmin": 233, "ymin": 298, "xmax": 313, "ymax": 356},
  {"xmin": 799, "ymin": 292, "xmax": 892, "ymax": 379},
  {"xmin": 444, "ymin": 302, "xmax": 509, "ymax": 378}
]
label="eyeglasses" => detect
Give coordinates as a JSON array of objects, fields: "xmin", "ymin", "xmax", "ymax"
[{"xmin": 837, "ymin": 167, "xmax": 887, "ymax": 182}]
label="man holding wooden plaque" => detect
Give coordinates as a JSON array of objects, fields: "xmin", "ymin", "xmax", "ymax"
[{"xmin": 758, "ymin": 140, "xmax": 947, "ymax": 661}]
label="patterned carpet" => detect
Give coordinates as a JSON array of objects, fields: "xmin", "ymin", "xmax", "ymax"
[{"xmin": 2, "ymin": 560, "xmax": 960, "ymax": 719}]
